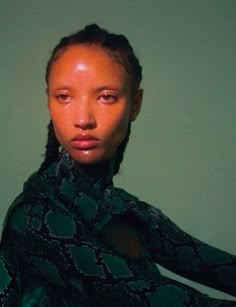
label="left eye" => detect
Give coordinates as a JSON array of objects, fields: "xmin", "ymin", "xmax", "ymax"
[{"xmin": 99, "ymin": 94, "xmax": 118, "ymax": 104}]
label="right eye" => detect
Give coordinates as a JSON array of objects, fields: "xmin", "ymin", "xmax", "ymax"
[{"xmin": 56, "ymin": 93, "xmax": 71, "ymax": 103}]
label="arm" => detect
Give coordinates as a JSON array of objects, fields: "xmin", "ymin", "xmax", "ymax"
[
  {"xmin": 4, "ymin": 199, "xmax": 91, "ymax": 305},
  {"xmin": 0, "ymin": 247, "xmax": 19, "ymax": 307},
  {"xmin": 141, "ymin": 202, "xmax": 236, "ymax": 296}
]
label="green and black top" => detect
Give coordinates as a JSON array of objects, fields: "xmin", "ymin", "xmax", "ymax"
[{"xmin": 1, "ymin": 151, "xmax": 236, "ymax": 306}]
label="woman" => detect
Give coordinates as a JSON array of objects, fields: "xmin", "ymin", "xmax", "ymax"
[{"xmin": 0, "ymin": 24, "xmax": 236, "ymax": 306}]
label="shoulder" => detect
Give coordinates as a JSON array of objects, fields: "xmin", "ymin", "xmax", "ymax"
[
  {"xmin": 111, "ymin": 186, "xmax": 166, "ymax": 227},
  {"xmin": 2, "ymin": 164, "xmax": 67, "ymax": 236}
]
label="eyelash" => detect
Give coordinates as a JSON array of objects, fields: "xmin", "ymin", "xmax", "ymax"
[
  {"xmin": 56, "ymin": 94, "xmax": 70, "ymax": 103},
  {"xmin": 99, "ymin": 93, "xmax": 118, "ymax": 103},
  {"xmin": 54, "ymin": 93, "xmax": 118, "ymax": 104}
]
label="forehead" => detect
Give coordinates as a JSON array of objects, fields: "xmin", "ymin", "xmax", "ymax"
[{"xmin": 49, "ymin": 44, "xmax": 129, "ymax": 84}]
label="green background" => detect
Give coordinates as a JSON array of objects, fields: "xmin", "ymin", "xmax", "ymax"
[{"xmin": 0, "ymin": 0, "xmax": 235, "ymax": 300}]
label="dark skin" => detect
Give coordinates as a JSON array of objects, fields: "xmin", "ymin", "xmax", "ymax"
[{"xmin": 102, "ymin": 216, "xmax": 142, "ymax": 258}]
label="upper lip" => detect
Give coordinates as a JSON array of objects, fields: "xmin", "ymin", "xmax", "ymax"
[{"xmin": 71, "ymin": 134, "xmax": 98, "ymax": 141}]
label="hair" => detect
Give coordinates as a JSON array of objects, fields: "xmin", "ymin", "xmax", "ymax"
[{"xmin": 40, "ymin": 24, "xmax": 142, "ymax": 174}]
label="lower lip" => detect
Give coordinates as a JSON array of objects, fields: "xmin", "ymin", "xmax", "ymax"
[{"xmin": 71, "ymin": 139, "xmax": 99, "ymax": 150}]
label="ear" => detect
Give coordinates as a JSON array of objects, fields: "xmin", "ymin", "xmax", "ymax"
[{"xmin": 130, "ymin": 89, "xmax": 143, "ymax": 121}]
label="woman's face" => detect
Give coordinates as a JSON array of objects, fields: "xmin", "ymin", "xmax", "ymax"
[{"xmin": 47, "ymin": 44, "xmax": 142, "ymax": 164}]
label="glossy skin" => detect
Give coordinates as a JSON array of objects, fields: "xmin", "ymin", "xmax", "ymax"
[{"xmin": 47, "ymin": 44, "xmax": 142, "ymax": 164}]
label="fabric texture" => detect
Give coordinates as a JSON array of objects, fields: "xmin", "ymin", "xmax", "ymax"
[{"xmin": 0, "ymin": 151, "xmax": 236, "ymax": 306}]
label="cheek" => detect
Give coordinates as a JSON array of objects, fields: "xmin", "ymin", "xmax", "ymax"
[
  {"xmin": 49, "ymin": 110, "xmax": 69, "ymax": 145},
  {"xmin": 49, "ymin": 105, "xmax": 64, "ymax": 123},
  {"xmin": 49, "ymin": 106, "xmax": 70, "ymax": 133},
  {"xmin": 105, "ymin": 110, "xmax": 130, "ymax": 144},
  {"xmin": 51, "ymin": 121, "xmax": 64, "ymax": 146}
]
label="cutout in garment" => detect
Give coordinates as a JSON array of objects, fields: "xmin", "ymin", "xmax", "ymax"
[{"xmin": 102, "ymin": 215, "xmax": 142, "ymax": 258}]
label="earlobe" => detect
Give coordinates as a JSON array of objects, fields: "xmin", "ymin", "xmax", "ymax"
[{"xmin": 130, "ymin": 89, "xmax": 143, "ymax": 121}]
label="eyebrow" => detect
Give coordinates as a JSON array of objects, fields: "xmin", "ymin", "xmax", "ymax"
[
  {"xmin": 50, "ymin": 84, "xmax": 125, "ymax": 93},
  {"xmin": 50, "ymin": 85, "xmax": 72, "ymax": 91},
  {"xmin": 94, "ymin": 85, "xmax": 121, "ymax": 92}
]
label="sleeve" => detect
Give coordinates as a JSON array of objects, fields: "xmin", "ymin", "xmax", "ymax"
[
  {"xmin": 4, "ymin": 199, "xmax": 91, "ymax": 306},
  {"xmin": 0, "ymin": 247, "xmax": 19, "ymax": 307},
  {"xmin": 142, "ymin": 202, "xmax": 236, "ymax": 297}
]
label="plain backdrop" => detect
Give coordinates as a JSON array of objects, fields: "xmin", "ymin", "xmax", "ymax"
[{"xmin": 0, "ymin": 0, "xmax": 235, "ymax": 300}]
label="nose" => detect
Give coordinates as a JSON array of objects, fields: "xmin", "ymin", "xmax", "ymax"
[{"xmin": 73, "ymin": 99, "xmax": 96, "ymax": 130}]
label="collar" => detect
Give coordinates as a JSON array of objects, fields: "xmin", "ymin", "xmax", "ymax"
[{"xmin": 55, "ymin": 150, "xmax": 115, "ymax": 197}]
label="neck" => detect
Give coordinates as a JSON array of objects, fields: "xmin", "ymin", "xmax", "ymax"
[
  {"xmin": 57, "ymin": 150, "xmax": 115, "ymax": 188},
  {"xmin": 73, "ymin": 159, "xmax": 112, "ymax": 184}
]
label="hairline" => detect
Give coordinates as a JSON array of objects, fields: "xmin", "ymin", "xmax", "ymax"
[{"xmin": 46, "ymin": 42, "xmax": 140, "ymax": 95}]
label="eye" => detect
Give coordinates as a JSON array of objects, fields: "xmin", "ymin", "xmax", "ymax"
[
  {"xmin": 98, "ymin": 93, "xmax": 118, "ymax": 104},
  {"xmin": 56, "ymin": 93, "xmax": 71, "ymax": 103}
]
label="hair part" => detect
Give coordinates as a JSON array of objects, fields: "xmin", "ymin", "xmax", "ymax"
[{"xmin": 40, "ymin": 24, "xmax": 142, "ymax": 174}]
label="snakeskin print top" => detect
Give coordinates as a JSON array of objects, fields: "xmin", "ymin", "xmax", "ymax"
[{"xmin": 0, "ymin": 151, "xmax": 236, "ymax": 306}]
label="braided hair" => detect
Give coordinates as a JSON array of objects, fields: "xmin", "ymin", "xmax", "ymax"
[{"xmin": 40, "ymin": 24, "xmax": 142, "ymax": 174}]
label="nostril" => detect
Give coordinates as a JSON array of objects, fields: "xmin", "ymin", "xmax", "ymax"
[
  {"xmin": 74, "ymin": 118, "xmax": 96, "ymax": 130},
  {"xmin": 73, "ymin": 100, "xmax": 96, "ymax": 130}
]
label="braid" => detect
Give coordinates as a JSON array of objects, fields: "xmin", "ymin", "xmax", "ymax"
[{"xmin": 39, "ymin": 121, "xmax": 60, "ymax": 171}]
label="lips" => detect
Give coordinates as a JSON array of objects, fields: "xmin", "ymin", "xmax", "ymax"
[{"xmin": 70, "ymin": 135, "xmax": 99, "ymax": 150}]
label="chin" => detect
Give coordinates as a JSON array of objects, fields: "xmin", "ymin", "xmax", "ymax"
[
  {"xmin": 75, "ymin": 154, "xmax": 116, "ymax": 166},
  {"xmin": 69, "ymin": 152, "xmax": 106, "ymax": 165}
]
